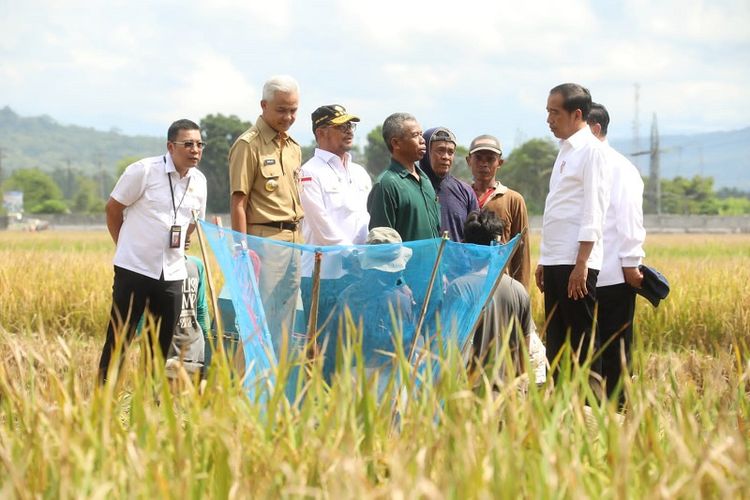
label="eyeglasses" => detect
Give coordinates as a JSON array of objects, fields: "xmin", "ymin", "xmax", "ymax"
[
  {"xmin": 172, "ymin": 140, "xmax": 206, "ymax": 150},
  {"xmin": 329, "ymin": 122, "xmax": 357, "ymax": 133}
]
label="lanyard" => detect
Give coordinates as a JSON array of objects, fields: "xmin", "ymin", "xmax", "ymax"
[{"xmin": 166, "ymin": 162, "xmax": 191, "ymax": 224}]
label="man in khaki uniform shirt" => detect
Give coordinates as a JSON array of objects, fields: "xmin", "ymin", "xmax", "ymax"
[
  {"xmin": 228, "ymin": 75, "xmax": 304, "ymax": 348},
  {"xmin": 229, "ymin": 75, "xmax": 304, "ymax": 242}
]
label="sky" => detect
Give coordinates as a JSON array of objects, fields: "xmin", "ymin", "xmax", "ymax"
[{"xmin": 1, "ymin": 0, "xmax": 748, "ymax": 153}]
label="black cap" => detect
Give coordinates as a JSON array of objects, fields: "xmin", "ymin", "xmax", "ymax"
[
  {"xmin": 633, "ymin": 264, "xmax": 670, "ymax": 307},
  {"xmin": 311, "ymin": 104, "xmax": 360, "ymax": 133}
]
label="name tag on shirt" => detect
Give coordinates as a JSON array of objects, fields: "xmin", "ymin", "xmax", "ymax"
[{"xmin": 263, "ymin": 159, "xmax": 276, "ymax": 166}]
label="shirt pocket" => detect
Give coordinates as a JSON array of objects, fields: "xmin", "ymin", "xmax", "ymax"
[
  {"xmin": 324, "ymin": 183, "xmax": 345, "ymax": 209},
  {"xmin": 258, "ymin": 156, "xmax": 283, "ymax": 179}
]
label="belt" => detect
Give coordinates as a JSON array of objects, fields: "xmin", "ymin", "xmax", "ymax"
[{"xmin": 255, "ymin": 220, "xmax": 300, "ymax": 231}]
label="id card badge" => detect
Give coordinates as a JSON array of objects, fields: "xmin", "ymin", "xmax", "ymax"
[{"xmin": 169, "ymin": 225, "xmax": 182, "ymax": 248}]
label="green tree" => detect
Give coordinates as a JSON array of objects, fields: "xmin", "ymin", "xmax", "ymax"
[
  {"xmin": 2, "ymin": 168, "xmax": 64, "ymax": 212},
  {"xmin": 451, "ymin": 145, "xmax": 471, "ymax": 183},
  {"xmin": 30, "ymin": 199, "xmax": 68, "ymax": 214},
  {"xmin": 660, "ymin": 175, "xmax": 719, "ymax": 214},
  {"xmin": 301, "ymin": 140, "xmax": 317, "ymax": 163},
  {"xmin": 199, "ymin": 114, "xmax": 251, "ymax": 214},
  {"xmin": 363, "ymin": 125, "xmax": 390, "ymax": 179},
  {"xmin": 501, "ymin": 138, "xmax": 558, "ymax": 214},
  {"xmin": 115, "ymin": 156, "xmax": 140, "ymax": 177},
  {"xmin": 71, "ymin": 176, "xmax": 102, "ymax": 213}
]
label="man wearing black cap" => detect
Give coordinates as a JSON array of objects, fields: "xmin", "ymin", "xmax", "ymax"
[
  {"xmin": 419, "ymin": 127, "xmax": 478, "ymax": 242},
  {"xmin": 467, "ymin": 134, "xmax": 530, "ymax": 290},
  {"xmin": 299, "ymin": 105, "xmax": 372, "ymax": 328}
]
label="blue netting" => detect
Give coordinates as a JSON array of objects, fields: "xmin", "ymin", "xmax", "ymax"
[{"xmin": 199, "ymin": 220, "xmax": 519, "ymax": 401}]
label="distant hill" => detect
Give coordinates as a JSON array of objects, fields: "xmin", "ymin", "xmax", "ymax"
[
  {"xmin": 609, "ymin": 126, "xmax": 750, "ymax": 190},
  {"xmin": 0, "ymin": 106, "xmax": 163, "ymax": 178},
  {"xmin": 1, "ymin": 106, "xmax": 748, "ymax": 191}
]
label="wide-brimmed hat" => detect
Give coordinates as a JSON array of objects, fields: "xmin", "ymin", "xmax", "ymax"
[
  {"xmin": 633, "ymin": 264, "xmax": 670, "ymax": 307},
  {"xmin": 358, "ymin": 227, "xmax": 412, "ymax": 272}
]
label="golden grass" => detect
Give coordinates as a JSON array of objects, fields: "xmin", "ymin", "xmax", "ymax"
[{"xmin": 0, "ymin": 230, "xmax": 749, "ymax": 498}]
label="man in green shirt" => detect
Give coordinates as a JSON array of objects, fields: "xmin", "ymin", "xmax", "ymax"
[{"xmin": 367, "ymin": 112, "xmax": 441, "ymax": 242}]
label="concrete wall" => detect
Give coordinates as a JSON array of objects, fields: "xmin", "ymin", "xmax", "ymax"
[
  {"xmin": 528, "ymin": 215, "xmax": 750, "ymax": 233},
  {"xmin": 8, "ymin": 213, "xmax": 750, "ymax": 234}
]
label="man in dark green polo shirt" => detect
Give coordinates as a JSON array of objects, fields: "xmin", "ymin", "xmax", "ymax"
[{"xmin": 367, "ymin": 112, "xmax": 441, "ymax": 242}]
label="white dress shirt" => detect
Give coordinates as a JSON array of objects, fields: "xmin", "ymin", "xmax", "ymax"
[
  {"xmin": 540, "ymin": 125, "xmax": 611, "ymax": 270},
  {"xmin": 299, "ymin": 148, "xmax": 372, "ymax": 278},
  {"xmin": 111, "ymin": 153, "xmax": 207, "ymax": 281},
  {"xmin": 597, "ymin": 140, "xmax": 646, "ymax": 286}
]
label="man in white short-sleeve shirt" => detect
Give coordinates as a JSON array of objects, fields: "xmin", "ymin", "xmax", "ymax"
[
  {"xmin": 98, "ymin": 119, "xmax": 208, "ymax": 384},
  {"xmin": 535, "ymin": 83, "xmax": 612, "ymax": 380},
  {"xmin": 588, "ymin": 102, "xmax": 646, "ymax": 407},
  {"xmin": 299, "ymin": 104, "xmax": 372, "ymax": 328}
]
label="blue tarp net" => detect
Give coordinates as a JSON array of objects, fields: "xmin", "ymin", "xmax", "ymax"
[{"xmin": 199, "ymin": 220, "xmax": 520, "ymax": 401}]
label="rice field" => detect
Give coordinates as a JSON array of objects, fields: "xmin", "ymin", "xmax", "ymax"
[{"xmin": 0, "ymin": 230, "xmax": 748, "ymax": 498}]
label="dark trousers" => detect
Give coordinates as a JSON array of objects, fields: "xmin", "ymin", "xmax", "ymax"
[
  {"xmin": 98, "ymin": 266, "xmax": 183, "ymax": 383},
  {"xmin": 543, "ymin": 265, "xmax": 601, "ymax": 377},
  {"xmin": 597, "ymin": 283, "xmax": 636, "ymax": 406}
]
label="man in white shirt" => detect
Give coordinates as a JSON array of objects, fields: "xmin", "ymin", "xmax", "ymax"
[
  {"xmin": 587, "ymin": 103, "xmax": 646, "ymax": 406},
  {"xmin": 299, "ymin": 104, "xmax": 372, "ymax": 329},
  {"xmin": 535, "ymin": 83, "xmax": 611, "ymax": 380},
  {"xmin": 98, "ymin": 119, "xmax": 208, "ymax": 384}
]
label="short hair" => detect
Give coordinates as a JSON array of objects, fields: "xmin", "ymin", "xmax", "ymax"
[
  {"xmin": 382, "ymin": 112, "xmax": 417, "ymax": 153},
  {"xmin": 587, "ymin": 102, "xmax": 610, "ymax": 137},
  {"xmin": 262, "ymin": 75, "xmax": 300, "ymax": 101},
  {"xmin": 549, "ymin": 83, "xmax": 592, "ymax": 120},
  {"xmin": 167, "ymin": 119, "xmax": 200, "ymax": 142},
  {"xmin": 463, "ymin": 209, "xmax": 506, "ymax": 245}
]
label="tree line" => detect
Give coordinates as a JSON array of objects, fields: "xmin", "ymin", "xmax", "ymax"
[{"xmin": 2, "ymin": 113, "xmax": 749, "ymax": 216}]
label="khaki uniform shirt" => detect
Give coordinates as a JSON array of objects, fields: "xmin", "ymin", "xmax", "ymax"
[{"xmin": 229, "ymin": 116, "xmax": 304, "ymax": 239}]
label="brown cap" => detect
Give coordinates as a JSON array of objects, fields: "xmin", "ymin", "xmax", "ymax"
[{"xmin": 469, "ymin": 134, "xmax": 503, "ymax": 156}]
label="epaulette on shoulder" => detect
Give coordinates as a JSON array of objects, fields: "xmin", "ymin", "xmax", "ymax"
[{"xmin": 238, "ymin": 127, "xmax": 259, "ymax": 143}]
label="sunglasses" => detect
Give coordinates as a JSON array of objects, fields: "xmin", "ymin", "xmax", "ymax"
[{"xmin": 172, "ymin": 141, "xmax": 206, "ymax": 150}]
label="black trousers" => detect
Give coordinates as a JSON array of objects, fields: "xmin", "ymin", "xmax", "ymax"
[
  {"xmin": 543, "ymin": 265, "xmax": 601, "ymax": 377},
  {"xmin": 98, "ymin": 266, "xmax": 183, "ymax": 383},
  {"xmin": 597, "ymin": 283, "xmax": 636, "ymax": 405}
]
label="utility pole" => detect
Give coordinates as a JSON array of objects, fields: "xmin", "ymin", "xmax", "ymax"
[
  {"xmin": 0, "ymin": 146, "xmax": 5, "ymax": 185},
  {"xmin": 632, "ymin": 83, "xmax": 641, "ymax": 174},
  {"xmin": 65, "ymin": 158, "xmax": 73, "ymax": 199},
  {"xmin": 631, "ymin": 113, "xmax": 663, "ymax": 214},
  {"xmin": 649, "ymin": 114, "xmax": 661, "ymax": 215}
]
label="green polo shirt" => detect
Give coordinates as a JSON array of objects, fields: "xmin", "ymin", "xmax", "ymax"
[{"xmin": 367, "ymin": 159, "xmax": 441, "ymax": 241}]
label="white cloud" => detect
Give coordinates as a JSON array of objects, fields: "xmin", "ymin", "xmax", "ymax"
[{"xmin": 157, "ymin": 51, "xmax": 258, "ymax": 123}]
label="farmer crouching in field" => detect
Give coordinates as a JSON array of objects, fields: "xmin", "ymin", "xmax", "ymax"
[
  {"xmin": 98, "ymin": 119, "xmax": 208, "ymax": 384},
  {"xmin": 137, "ymin": 255, "xmax": 210, "ymax": 385}
]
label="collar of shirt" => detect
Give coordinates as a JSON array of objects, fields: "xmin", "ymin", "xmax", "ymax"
[
  {"xmin": 164, "ymin": 151, "xmax": 200, "ymax": 180},
  {"xmin": 560, "ymin": 124, "xmax": 595, "ymax": 151},
  {"xmin": 490, "ymin": 179, "xmax": 509, "ymax": 196},
  {"xmin": 314, "ymin": 148, "xmax": 350, "ymax": 170},
  {"xmin": 389, "ymin": 159, "xmax": 423, "ymax": 180},
  {"xmin": 254, "ymin": 116, "xmax": 300, "ymax": 147}
]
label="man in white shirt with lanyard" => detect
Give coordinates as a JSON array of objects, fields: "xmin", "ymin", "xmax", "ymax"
[
  {"xmin": 587, "ymin": 102, "xmax": 646, "ymax": 407},
  {"xmin": 535, "ymin": 83, "xmax": 611, "ymax": 381},
  {"xmin": 299, "ymin": 104, "xmax": 372, "ymax": 328},
  {"xmin": 98, "ymin": 119, "xmax": 208, "ymax": 384}
]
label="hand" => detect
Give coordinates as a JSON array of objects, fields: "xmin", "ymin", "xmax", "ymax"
[
  {"xmin": 535, "ymin": 265, "xmax": 544, "ymax": 293},
  {"xmin": 623, "ymin": 266, "xmax": 644, "ymax": 288},
  {"xmin": 567, "ymin": 264, "xmax": 588, "ymax": 300}
]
